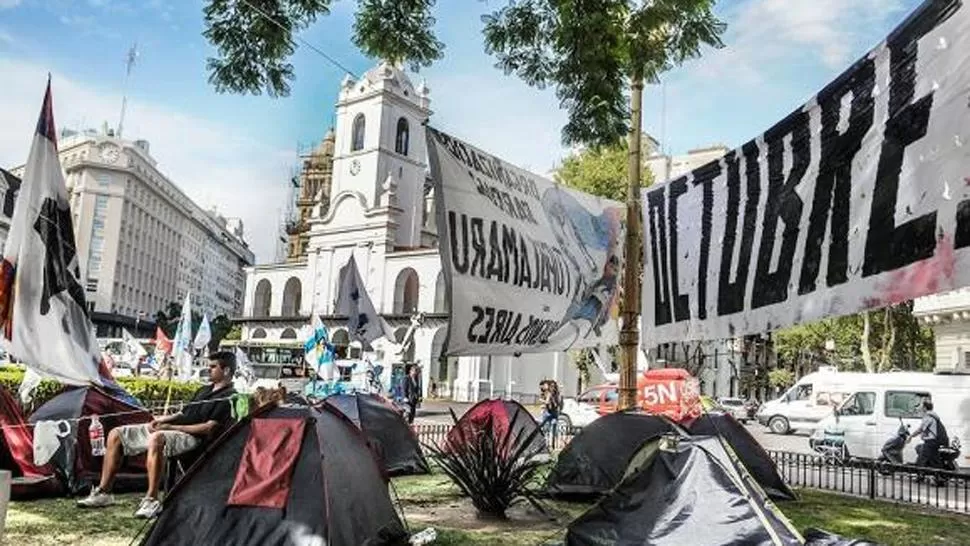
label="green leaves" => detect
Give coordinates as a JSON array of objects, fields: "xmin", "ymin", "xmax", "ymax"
[
  {"xmin": 203, "ymin": 0, "xmax": 333, "ymax": 97},
  {"xmin": 555, "ymin": 141, "xmax": 653, "ymax": 202},
  {"xmin": 352, "ymin": 0, "xmax": 444, "ymax": 70},
  {"xmin": 483, "ymin": 0, "xmax": 725, "ymax": 147}
]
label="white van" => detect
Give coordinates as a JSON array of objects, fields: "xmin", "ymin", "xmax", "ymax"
[
  {"xmin": 810, "ymin": 372, "xmax": 970, "ymax": 467},
  {"xmin": 756, "ymin": 367, "xmax": 873, "ymax": 434}
]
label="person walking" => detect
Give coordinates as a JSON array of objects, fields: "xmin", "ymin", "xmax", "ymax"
[
  {"xmin": 539, "ymin": 380, "xmax": 562, "ymax": 445},
  {"xmin": 404, "ymin": 365, "xmax": 422, "ymax": 424}
]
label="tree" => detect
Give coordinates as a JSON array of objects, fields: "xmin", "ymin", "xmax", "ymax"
[
  {"xmin": 554, "ymin": 142, "xmax": 653, "ymax": 202},
  {"xmin": 768, "ymin": 369, "xmax": 794, "ymax": 391},
  {"xmin": 203, "ymin": 0, "xmax": 443, "ymax": 97}
]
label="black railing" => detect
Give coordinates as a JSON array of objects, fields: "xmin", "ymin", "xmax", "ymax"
[
  {"xmin": 768, "ymin": 450, "xmax": 970, "ymax": 514},
  {"xmin": 413, "ymin": 423, "xmax": 579, "ymax": 452}
]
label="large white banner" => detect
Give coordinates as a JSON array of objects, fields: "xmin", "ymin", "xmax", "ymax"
[
  {"xmin": 642, "ymin": 0, "xmax": 970, "ymax": 346},
  {"xmin": 428, "ymin": 127, "xmax": 625, "ymax": 356}
]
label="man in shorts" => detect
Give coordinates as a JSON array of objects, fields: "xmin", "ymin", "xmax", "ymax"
[{"xmin": 77, "ymin": 351, "xmax": 238, "ymax": 518}]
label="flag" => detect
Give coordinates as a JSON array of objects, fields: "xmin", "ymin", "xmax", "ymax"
[
  {"xmin": 335, "ymin": 254, "xmax": 393, "ymax": 345},
  {"xmin": 154, "ymin": 326, "xmax": 172, "ymax": 354},
  {"xmin": 194, "ymin": 313, "xmax": 211, "ymax": 351},
  {"xmin": 172, "ymin": 292, "xmax": 193, "ymax": 380},
  {"xmin": 0, "ymin": 80, "xmax": 103, "ymax": 386},
  {"xmin": 122, "ymin": 328, "xmax": 147, "ymax": 361},
  {"xmin": 18, "ymin": 367, "xmax": 43, "ymax": 404},
  {"xmin": 234, "ymin": 346, "xmax": 254, "ymax": 382},
  {"xmin": 303, "ymin": 314, "xmax": 334, "ymax": 380}
]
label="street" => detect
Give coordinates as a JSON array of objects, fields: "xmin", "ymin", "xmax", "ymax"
[{"xmin": 415, "ymin": 399, "xmax": 815, "ymax": 454}]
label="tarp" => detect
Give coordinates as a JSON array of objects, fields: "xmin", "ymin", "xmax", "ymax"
[
  {"xmin": 321, "ymin": 393, "xmax": 429, "ymax": 476},
  {"xmin": 142, "ymin": 404, "xmax": 407, "ymax": 546},
  {"xmin": 565, "ymin": 436, "xmax": 803, "ymax": 546},
  {"xmin": 427, "ymin": 126, "xmax": 625, "ymax": 356},
  {"xmin": 641, "ymin": 0, "xmax": 970, "ymax": 345},
  {"xmin": 636, "ymin": 368, "xmax": 702, "ymax": 422}
]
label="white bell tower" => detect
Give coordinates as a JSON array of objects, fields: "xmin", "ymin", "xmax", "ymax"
[{"xmin": 328, "ymin": 61, "xmax": 432, "ymax": 248}]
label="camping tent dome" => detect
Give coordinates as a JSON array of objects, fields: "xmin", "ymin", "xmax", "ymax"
[
  {"xmin": 321, "ymin": 392, "xmax": 429, "ymax": 476},
  {"xmin": 446, "ymin": 399, "xmax": 547, "ymax": 455},
  {"xmin": 689, "ymin": 411, "xmax": 795, "ymax": 500},
  {"xmin": 565, "ymin": 435, "xmax": 803, "ymax": 546},
  {"xmin": 141, "ymin": 403, "xmax": 408, "ymax": 546},
  {"xmin": 546, "ymin": 411, "xmax": 676, "ymax": 498},
  {"xmin": 29, "ymin": 386, "xmax": 152, "ymax": 493},
  {"xmin": 0, "ymin": 387, "xmax": 62, "ymax": 498},
  {"xmin": 546, "ymin": 410, "xmax": 795, "ymax": 501}
]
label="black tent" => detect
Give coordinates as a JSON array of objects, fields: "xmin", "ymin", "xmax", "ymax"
[
  {"xmin": 545, "ymin": 412, "xmax": 676, "ymax": 499},
  {"xmin": 321, "ymin": 393, "xmax": 430, "ymax": 476},
  {"xmin": 689, "ymin": 411, "xmax": 796, "ymax": 500},
  {"xmin": 29, "ymin": 386, "xmax": 152, "ymax": 493},
  {"xmin": 546, "ymin": 410, "xmax": 795, "ymax": 501},
  {"xmin": 141, "ymin": 403, "xmax": 408, "ymax": 546},
  {"xmin": 565, "ymin": 435, "xmax": 803, "ymax": 546}
]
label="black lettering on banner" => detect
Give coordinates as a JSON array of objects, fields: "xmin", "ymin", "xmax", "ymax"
[
  {"xmin": 647, "ymin": 190, "xmax": 672, "ymax": 325},
  {"xmin": 752, "ymin": 109, "xmax": 810, "ymax": 308},
  {"xmin": 667, "ymin": 176, "xmax": 691, "ymax": 322},
  {"xmin": 487, "ymin": 222, "xmax": 504, "ymax": 282},
  {"xmin": 470, "ymin": 217, "xmax": 486, "ymax": 277},
  {"xmin": 467, "ymin": 305, "xmax": 484, "ymax": 342},
  {"xmin": 480, "ymin": 307, "xmax": 496, "ymax": 343},
  {"xmin": 957, "ymin": 200, "xmax": 970, "ymax": 249},
  {"xmin": 502, "ymin": 225, "xmax": 518, "ymax": 283},
  {"xmin": 692, "ymin": 161, "xmax": 721, "ymax": 320},
  {"xmin": 718, "ymin": 143, "xmax": 761, "ymax": 316},
  {"xmin": 448, "ymin": 211, "xmax": 470, "ymax": 274},
  {"xmin": 862, "ymin": 0, "xmax": 960, "ymax": 275},
  {"xmin": 799, "ymin": 58, "xmax": 876, "ymax": 294}
]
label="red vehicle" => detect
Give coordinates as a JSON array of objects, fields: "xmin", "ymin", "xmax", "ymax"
[{"xmin": 561, "ymin": 368, "xmax": 702, "ymax": 428}]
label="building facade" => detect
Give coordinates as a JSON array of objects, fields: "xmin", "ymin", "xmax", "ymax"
[
  {"xmin": 237, "ymin": 62, "xmax": 589, "ymax": 401},
  {"xmin": 9, "ymin": 131, "xmax": 254, "ymax": 337},
  {"xmin": 913, "ymin": 289, "xmax": 970, "ymax": 373}
]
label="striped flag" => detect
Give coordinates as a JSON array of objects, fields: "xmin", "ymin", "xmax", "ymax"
[{"xmin": 303, "ymin": 314, "xmax": 334, "ymax": 380}]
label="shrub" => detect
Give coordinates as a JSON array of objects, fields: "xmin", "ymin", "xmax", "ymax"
[
  {"xmin": 424, "ymin": 408, "xmax": 548, "ymax": 519},
  {"xmin": 0, "ymin": 366, "xmax": 200, "ymax": 410}
]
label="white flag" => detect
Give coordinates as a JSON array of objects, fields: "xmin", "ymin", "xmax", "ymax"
[
  {"xmin": 234, "ymin": 346, "xmax": 254, "ymax": 382},
  {"xmin": 122, "ymin": 328, "xmax": 147, "ymax": 360},
  {"xmin": 336, "ymin": 254, "xmax": 393, "ymax": 345},
  {"xmin": 0, "ymin": 80, "xmax": 104, "ymax": 386},
  {"xmin": 18, "ymin": 366, "xmax": 43, "ymax": 404},
  {"xmin": 194, "ymin": 313, "xmax": 211, "ymax": 351},
  {"xmin": 172, "ymin": 292, "xmax": 194, "ymax": 380}
]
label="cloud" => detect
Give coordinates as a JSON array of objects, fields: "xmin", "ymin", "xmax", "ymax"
[
  {"xmin": 0, "ymin": 0, "xmax": 21, "ymax": 9},
  {"xmin": 0, "ymin": 57, "xmax": 291, "ymax": 263},
  {"xmin": 0, "ymin": 29, "xmax": 13, "ymax": 44}
]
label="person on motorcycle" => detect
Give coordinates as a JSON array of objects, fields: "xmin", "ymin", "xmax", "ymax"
[{"xmin": 907, "ymin": 399, "xmax": 949, "ymax": 469}]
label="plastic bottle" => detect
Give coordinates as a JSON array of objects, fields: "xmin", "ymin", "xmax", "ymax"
[
  {"xmin": 89, "ymin": 415, "xmax": 105, "ymax": 457},
  {"xmin": 409, "ymin": 527, "xmax": 437, "ymax": 545}
]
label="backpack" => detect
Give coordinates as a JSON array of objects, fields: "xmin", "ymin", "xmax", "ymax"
[{"xmin": 933, "ymin": 413, "xmax": 950, "ymax": 446}]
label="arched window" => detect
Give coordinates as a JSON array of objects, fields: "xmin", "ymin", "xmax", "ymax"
[
  {"xmin": 280, "ymin": 328, "xmax": 297, "ymax": 339},
  {"xmin": 253, "ymin": 279, "xmax": 272, "ymax": 317},
  {"xmin": 351, "ymin": 114, "xmax": 365, "ymax": 152},
  {"xmin": 251, "ymin": 328, "xmax": 267, "ymax": 339},
  {"xmin": 395, "ymin": 117, "xmax": 409, "ymax": 156}
]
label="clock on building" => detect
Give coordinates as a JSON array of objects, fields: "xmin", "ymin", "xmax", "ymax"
[
  {"xmin": 350, "ymin": 159, "xmax": 361, "ymax": 176},
  {"xmin": 99, "ymin": 144, "xmax": 121, "ymax": 164}
]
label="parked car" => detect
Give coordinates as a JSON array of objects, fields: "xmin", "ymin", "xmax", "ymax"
[
  {"xmin": 559, "ymin": 384, "xmax": 619, "ymax": 428},
  {"xmin": 717, "ymin": 397, "xmax": 750, "ymax": 424}
]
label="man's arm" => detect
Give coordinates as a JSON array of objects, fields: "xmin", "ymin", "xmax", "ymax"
[
  {"xmin": 152, "ymin": 412, "xmax": 183, "ymax": 426},
  {"xmin": 161, "ymin": 420, "xmax": 219, "ymax": 437}
]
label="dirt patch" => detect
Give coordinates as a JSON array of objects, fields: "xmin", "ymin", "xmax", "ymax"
[{"xmin": 402, "ymin": 497, "xmax": 563, "ymax": 532}]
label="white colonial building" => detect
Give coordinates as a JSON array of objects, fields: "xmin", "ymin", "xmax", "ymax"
[
  {"xmin": 914, "ymin": 288, "xmax": 970, "ymax": 372},
  {"xmin": 237, "ymin": 62, "xmax": 588, "ymax": 401}
]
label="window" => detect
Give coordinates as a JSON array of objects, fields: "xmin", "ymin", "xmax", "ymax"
[
  {"xmin": 839, "ymin": 392, "xmax": 876, "ymax": 416},
  {"xmin": 351, "ymin": 114, "xmax": 365, "ymax": 151},
  {"xmin": 395, "ymin": 117, "xmax": 409, "ymax": 155},
  {"xmin": 577, "ymin": 389, "xmax": 603, "ymax": 404},
  {"xmin": 605, "ymin": 389, "xmax": 619, "ymax": 403},
  {"xmin": 788, "ymin": 383, "xmax": 812, "ymax": 402},
  {"xmin": 885, "ymin": 391, "xmax": 931, "ymax": 419},
  {"xmin": 95, "ymin": 173, "xmax": 110, "ymax": 187}
]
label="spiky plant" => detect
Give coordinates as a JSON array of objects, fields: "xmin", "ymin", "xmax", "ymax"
[{"xmin": 425, "ymin": 408, "xmax": 547, "ymax": 519}]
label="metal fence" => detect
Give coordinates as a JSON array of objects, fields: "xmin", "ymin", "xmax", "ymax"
[
  {"xmin": 412, "ymin": 423, "xmax": 578, "ymax": 452},
  {"xmin": 769, "ymin": 450, "xmax": 970, "ymax": 514}
]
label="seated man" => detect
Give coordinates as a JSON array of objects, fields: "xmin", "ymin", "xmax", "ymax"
[{"xmin": 77, "ymin": 351, "xmax": 238, "ymax": 518}]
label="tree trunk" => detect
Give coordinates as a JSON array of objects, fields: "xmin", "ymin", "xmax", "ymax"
[
  {"xmin": 879, "ymin": 307, "xmax": 896, "ymax": 372},
  {"xmin": 618, "ymin": 69, "xmax": 644, "ymax": 411},
  {"xmin": 861, "ymin": 311, "xmax": 874, "ymax": 373}
]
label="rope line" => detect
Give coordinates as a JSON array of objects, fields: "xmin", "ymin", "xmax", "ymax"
[{"xmin": 0, "ymin": 395, "xmax": 239, "ymax": 431}]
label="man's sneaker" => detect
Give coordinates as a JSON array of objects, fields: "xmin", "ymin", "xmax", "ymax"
[
  {"xmin": 77, "ymin": 487, "xmax": 115, "ymax": 508},
  {"xmin": 134, "ymin": 497, "xmax": 161, "ymax": 519}
]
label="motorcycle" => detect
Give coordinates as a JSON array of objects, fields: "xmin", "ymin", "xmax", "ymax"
[{"xmin": 876, "ymin": 418, "xmax": 909, "ymax": 475}]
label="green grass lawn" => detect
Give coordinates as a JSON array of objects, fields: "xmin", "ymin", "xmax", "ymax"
[{"xmin": 5, "ymin": 480, "xmax": 970, "ymax": 545}]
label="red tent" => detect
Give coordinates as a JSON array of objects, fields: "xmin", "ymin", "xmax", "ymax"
[
  {"xmin": 445, "ymin": 399, "xmax": 547, "ymax": 457},
  {"xmin": 0, "ymin": 387, "xmax": 63, "ymax": 498}
]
